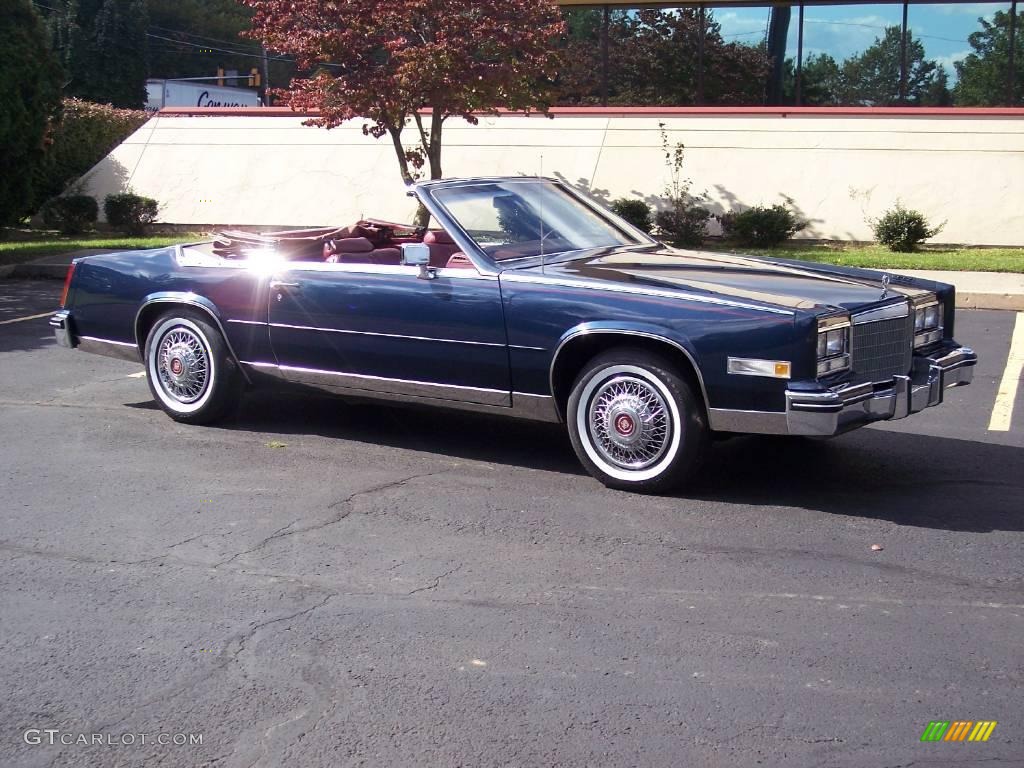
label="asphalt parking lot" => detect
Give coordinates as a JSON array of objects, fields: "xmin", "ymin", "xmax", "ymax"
[{"xmin": 1, "ymin": 278, "xmax": 1022, "ymax": 768}]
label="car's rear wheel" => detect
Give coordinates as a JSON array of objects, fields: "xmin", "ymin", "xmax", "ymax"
[
  {"xmin": 145, "ymin": 310, "xmax": 242, "ymax": 424},
  {"xmin": 567, "ymin": 348, "xmax": 708, "ymax": 493}
]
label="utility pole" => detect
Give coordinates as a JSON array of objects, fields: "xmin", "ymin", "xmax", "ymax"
[{"xmin": 261, "ymin": 45, "xmax": 270, "ymax": 106}]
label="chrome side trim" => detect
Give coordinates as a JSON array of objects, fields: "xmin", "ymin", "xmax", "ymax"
[
  {"xmin": 501, "ymin": 272, "xmax": 794, "ymax": 316},
  {"xmin": 273, "ymin": 261, "xmax": 499, "ymax": 281},
  {"xmin": 852, "ymin": 301, "xmax": 910, "ymax": 325},
  {"xmin": 240, "ymin": 361, "xmax": 562, "ymax": 422},
  {"xmin": 268, "ymin": 322, "xmax": 505, "ymax": 348},
  {"xmin": 549, "ymin": 327, "xmax": 710, "ymax": 410},
  {"xmin": 509, "ymin": 344, "xmax": 547, "ymax": 352},
  {"xmin": 511, "ymin": 392, "xmax": 561, "ymax": 423},
  {"xmin": 242, "ymin": 362, "xmax": 509, "ymax": 407},
  {"xmin": 78, "ymin": 336, "xmax": 142, "ymax": 363},
  {"xmin": 226, "ymin": 319, "xmax": 266, "ymax": 327},
  {"xmin": 708, "ymin": 408, "xmax": 789, "ymax": 434},
  {"xmin": 134, "ymin": 293, "xmax": 251, "ymax": 384}
]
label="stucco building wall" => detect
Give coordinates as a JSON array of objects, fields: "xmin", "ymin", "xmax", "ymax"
[{"xmin": 81, "ymin": 107, "xmax": 1024, "ymax": 245}]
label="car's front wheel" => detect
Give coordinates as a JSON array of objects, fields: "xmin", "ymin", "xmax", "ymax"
[
  {"xmin": 145, "ymin": 310, "xmax": 243, "ymax": 424},
  {"xmin": 567, "ymin": 348, "xmax": 708, "ymax": 493}
]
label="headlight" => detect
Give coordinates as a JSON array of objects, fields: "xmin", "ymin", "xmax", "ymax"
[
  {"xmin": 913, "ymin": 299, "xmax": 943, "ymax": 348},
  {"xmin": 817, "ymin": 317, "xmax": 851, "ymax": 377}
]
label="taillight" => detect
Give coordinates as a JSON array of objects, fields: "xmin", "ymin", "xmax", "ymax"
[{"xmin": 60, "ymin": 263, "xmax": 76, "ymax": 308}]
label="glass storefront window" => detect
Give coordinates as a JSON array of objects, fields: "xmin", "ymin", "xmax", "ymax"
[
  {"xmin": 908, "ymin": 2, "xmax": 1016, "ymax": 106},
  {"xmin": 554, "ymin": 2, "xmax": 1023, "ymax": 108}
]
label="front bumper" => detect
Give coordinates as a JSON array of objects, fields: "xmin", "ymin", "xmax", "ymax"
[
  {"xmin": 786, "ymin": 346, "xmax": 977, "ymax": 436},
  {"xmin": 50, "ymin": 310, "xmax": 75, "ymax": 349}
]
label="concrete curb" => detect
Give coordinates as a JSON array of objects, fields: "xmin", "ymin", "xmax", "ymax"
[{"xmin": 957, "ymin": 293, "xmax": 1024, "ymax": 312}]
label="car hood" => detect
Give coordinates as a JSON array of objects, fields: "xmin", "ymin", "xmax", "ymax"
[{"xmin": 517, "ymin": 246, "xmax": 928, "ymax": 313}]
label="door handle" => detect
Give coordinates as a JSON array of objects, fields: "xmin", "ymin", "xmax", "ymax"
[{"xmin": 270, "ymin": 280, "xmax": 301, "ymax": 290}]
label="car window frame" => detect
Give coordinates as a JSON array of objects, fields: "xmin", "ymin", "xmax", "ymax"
[{"xmin": 414, "ymin": 178, "xmax": 658, "ymax": 274}]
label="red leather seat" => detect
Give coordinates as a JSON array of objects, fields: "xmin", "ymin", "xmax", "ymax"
[
  {"xmin": 424, "ymin": 230, "xmax": 460, "ymax": 267},
  {"xmin": 368, "ymin": 248, "xmax": 401, "ymax": 265},
  {"xmin": 328, "ymin": 237, "xmax": 374, "ymax": 263}
]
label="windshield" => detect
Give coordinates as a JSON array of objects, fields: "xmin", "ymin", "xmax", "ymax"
[{"xmin": 430, "ymin": 180, "xmax": 644, "ymax": 262}]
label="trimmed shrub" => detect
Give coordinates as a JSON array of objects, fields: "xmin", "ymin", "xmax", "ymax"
[
  {"xmin": 872, "ymin": 203, "xmax": 942, "ymax": 252},
  {"xmin": 40, "ymin": 195, "xmax": 99, "ymax": 234},
  {"xmin": 719, "ymin": 204, "xmax": 807, "ymax": 247},
  {"xmin": 655, "ymin": 204, "xmax": 712, "ymax": 248},
  {"xmin": 610, "ymin": 198, "xmax": 653, "ymax": 233},
  {"xmin": 104, "ymin": 193, "xmax": 159, "ymax": 235},
  {"xmin": 32, "ymin": 99, "xmax": 149, "ymax": 211}
]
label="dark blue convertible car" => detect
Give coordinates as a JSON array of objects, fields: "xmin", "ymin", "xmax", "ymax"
[{"xmin": 52, "ymin": 177, "xmax": 976, "ymax": 492}]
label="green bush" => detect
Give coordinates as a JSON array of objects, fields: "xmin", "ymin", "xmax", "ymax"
[
  {"xmin": 32, "ymin": 99, "xmax": 149, "ymax": 211},
  {"xmin": 872, "ymin": 203, "xmax": 943, "ymax": 252},
  {"xmin": 610, "ymin": 198, "xmax": 653, "ymax": 233},
  {"xmin": 719, "ymin": 204, "xmax": 807, "ymax": 247},
  {"xmin": 104, "ymin": 193, "xmax": 160, "ymax": 235},
  {"xmin": 655, "ymin": 204, "xmax": 712, "ymax": 248},
  {"xmin": 40, "ymin": 195, "xmax": 99, "ymax": 235}
]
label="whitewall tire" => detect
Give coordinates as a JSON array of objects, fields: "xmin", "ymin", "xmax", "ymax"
[
  {"xmin": 567, "ymin": 348, "xmax": 708, "ymax": 493},
  {"xmin": 145, "ymin": 311, "xmax": 242, "ymax": 424}
]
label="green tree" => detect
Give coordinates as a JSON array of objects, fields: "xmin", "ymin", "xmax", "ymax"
[
  {"xmin": 45, "ymin": 0, "xmax": 148, "ymax": 108},
  {"xmin": 840, "ymin": 26, "xmax": 949, "ymax": 106},
  {"xmin": 558, "ymin": 8, "xmax": 770, "ymax": 106},
  {"xmin": 954, "ymin": 10, "xmax": 1024, "ymax": 106},
  {"xmin": 0, "ymin": 0, "xmax": 64, "ymax": 226},
  {"xmin": 147, "ymin": 0, "xmax": 293, "ymax": 88},
  {"xmin": 782, "ymin": 53, "xmax": 844, "ymax": 106}
]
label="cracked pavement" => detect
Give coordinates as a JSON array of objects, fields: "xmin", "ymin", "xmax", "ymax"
[{"xmin": 1, "ymin": 280, "xmax": 1022, "ymax": 767}]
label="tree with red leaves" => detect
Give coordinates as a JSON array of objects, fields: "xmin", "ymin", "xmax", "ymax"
[{"xmin": 242, "ymin": 0, "xmax": 564, "ymax": 202}]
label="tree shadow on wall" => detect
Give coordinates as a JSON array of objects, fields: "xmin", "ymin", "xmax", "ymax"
[{"xmin": 551, "ymin": 171, "xmax": 827, "ymax": 240}]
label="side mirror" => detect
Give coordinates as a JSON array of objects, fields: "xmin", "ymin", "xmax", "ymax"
[
  {"xmin": 401, "ymin": 243, "xmax": 430, "ymax": 267},
  {"xmin": 401, "ymin": 243, "xmax": 436, "ymax": 280}
]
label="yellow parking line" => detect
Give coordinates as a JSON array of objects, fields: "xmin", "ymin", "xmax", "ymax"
[
  {"xmin": 988, "ymin": 312, "xmax": 1024, "ymax": 432},
  {"xmin": 0, "ymin": 312, "xmax": 52, "ymax": 326}
]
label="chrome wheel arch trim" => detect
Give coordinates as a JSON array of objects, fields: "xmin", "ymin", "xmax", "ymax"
[
  {"xmin": 134, "ymin": 292, "xmax": 250, "ymax": 384},
  {"xmin": 548, "ymin": 325, "xmax": 710, "ymax": 414}
]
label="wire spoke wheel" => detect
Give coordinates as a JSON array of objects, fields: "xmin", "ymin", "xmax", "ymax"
[
  {"xmin": 568, "ymin": 352, "xmax": 706, "ymax": 492},
  {"xmin": 155, "ymin": 326, "xmax": 210, "ymax": 405},
  {"xmin": 586, "ymin": 374, "xmax": 672, "ymax": 471}
]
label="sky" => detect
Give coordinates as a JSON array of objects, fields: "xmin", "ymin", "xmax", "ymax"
[{"xmin": 712, "ymin": 2, "xmax": 1008, "ymax": 80}]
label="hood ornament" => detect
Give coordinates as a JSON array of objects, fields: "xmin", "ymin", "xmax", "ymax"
[{"xmin": 880, "ymin": 274, "xmax": 891, "ymax": 300}]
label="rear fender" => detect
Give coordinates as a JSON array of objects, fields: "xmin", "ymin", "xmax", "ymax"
[{"xmin": 134, "ymin": 292, "xmax": 250, "ymax": 384}]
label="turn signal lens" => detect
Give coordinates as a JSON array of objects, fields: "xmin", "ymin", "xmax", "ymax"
[{"xmin": 60, "ymin": 263, "xmax": 76, "ymax": 308}]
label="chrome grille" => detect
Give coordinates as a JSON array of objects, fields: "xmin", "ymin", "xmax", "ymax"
[{"xmin": 851, "ymin": 313, "xmax": 914, "ymax": 385}]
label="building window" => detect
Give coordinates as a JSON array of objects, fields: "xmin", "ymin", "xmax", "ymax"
[{"xmin": 555, "ymin": 1, "xmax": 1022, "ymax": 108}]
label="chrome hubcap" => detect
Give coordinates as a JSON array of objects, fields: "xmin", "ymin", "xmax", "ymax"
[
  {"xmin": 157, "ymin": 328, "xmax": 209, "ymax": 404},
  {"xmin": 588, "ymin": 375, "xmax": 671, "ymax": 470}
]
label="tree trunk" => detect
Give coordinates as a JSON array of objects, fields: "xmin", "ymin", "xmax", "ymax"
[
  {"xmin": 387, "ymin": 125, "xmax": 416, "ymax": 186},
  {"xmin": 388, "ymin": 123, "xmax": 430, "ymax": 227},
  {"xmin": 428, "ymin": 114, "xmax": 443, "ymax": 179}
]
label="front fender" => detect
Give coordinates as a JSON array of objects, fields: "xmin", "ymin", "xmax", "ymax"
[{"xmin": 550, "ymin": 321, "xmax": 708, "ymax": 405}]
